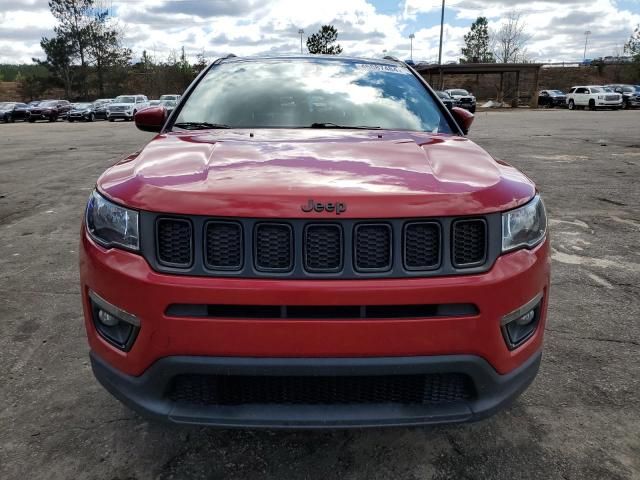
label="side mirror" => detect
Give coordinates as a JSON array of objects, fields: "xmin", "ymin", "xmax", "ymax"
[
  {"xmin": 451, "ymin": 107, "xmax": 474, "ymax": 135},
  {"xmin": 134, "ymin": 106, "xmax": 167, "ymax": 132}
]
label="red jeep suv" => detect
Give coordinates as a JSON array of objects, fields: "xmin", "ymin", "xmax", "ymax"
[{"xmin": 80, "ymin": 55, "xmax": 550, "ymax": 428}]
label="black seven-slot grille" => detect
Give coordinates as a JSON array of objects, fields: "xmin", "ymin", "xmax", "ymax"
[
  {"xmin": 168, "ymin": 372, "xmax": 474, "ymax": 406},
  {"xmin": 145, "ymin": 215, "xmax": 498, "ymax": 279}
]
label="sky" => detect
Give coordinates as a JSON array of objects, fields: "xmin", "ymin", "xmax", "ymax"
[{"xmin": 0, "ymin": 0, "xmax": 639, "ymax": 65}]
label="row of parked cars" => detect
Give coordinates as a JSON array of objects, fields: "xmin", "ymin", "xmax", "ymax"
[
  {"xmin": 538, "ymin": 84, "xmax": 640, "ymax": 110},
  {"xmin": 0, "ymin": 94, "xmax": 180, "ymax": 123}
]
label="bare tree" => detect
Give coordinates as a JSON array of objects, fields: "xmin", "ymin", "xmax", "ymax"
[{"xmin": 492, "ymin": 12, "xmax": 530, "ymax": 63}]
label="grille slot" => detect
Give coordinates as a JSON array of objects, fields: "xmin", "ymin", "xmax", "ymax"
[
  {"xmin": 165, "ymin": 303, "xmax": 479, "ymax": 319},
  {"xmin": 452, "ymin": 219, "xmax": 487, "ymax": 267},
  {"xmin": 168, "ymin": 373, "xmax": 474, "ymax": 406},
  {"xmin": 404, "ymin": 222, "xmax": 441, "ymax": 270},
  {"xmin": 204, "ymin": 221, "xmax": 242, "ymax": 270},
  {"xmin": 254, "ymin": 223, "xmax": 293, "ymax": 272},
  {"xmin": 156, "ymin": 218, "xmax": 193, "ymax": 267},
  {"xmin": 304, "ymin": 224, "xmax": 343, "ymax": 272},
  {"xmin": 354, "ymin": 224, "xmax": 392, "ymax": 272}
]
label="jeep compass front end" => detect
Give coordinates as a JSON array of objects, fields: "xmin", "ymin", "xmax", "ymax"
[{"xmin": 80, "ymin": 55, "xmax": 550, "ymax": 428}]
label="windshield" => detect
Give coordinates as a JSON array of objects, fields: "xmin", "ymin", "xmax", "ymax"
[
  {"xmin": 174, "ymin": 58, "xmax": 452, "ymax": 133},
  {"xmin": 436, "ymin": 91, "xmax": 450, "ymax": 99},
  {"xmin": 550, "ymin": 90, "xmax": 564, "ymax": 95},
  {"xmin": 160, "ymin": 95, "xmax": 177, "ymax": 100},
  {"xmin": 114, "ymin": 96, "xmax": 135, "ymax": 103},
  {"xmin": 161, "ymin": 100, "xmax": 177, "ymax": 107},
  {"xmin": 75, "ymin": 103, "xmax": 92, "ymax": 109},
  {"xmin": 449, "ymin": 89, "xmax": 469, "ymax": 96},
  {"xmin": 40, "ymin": 101, "xmax": 58, "ymax": 107},
  {"xmin": 590, "ymin": 87, "xmax": 604, "ymax": 93},
  {"xmin": 0, "ymin": 102, "xmax": 13, "ymax": 109}
]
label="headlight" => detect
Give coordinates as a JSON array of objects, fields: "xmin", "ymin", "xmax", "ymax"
[
  {"xmin": 502, "ymin": 194, "xmax": 547, "ymax": 252},
  {"xmin": 86, "ymin": 190, "xmax": 139, "ymax": 250}
]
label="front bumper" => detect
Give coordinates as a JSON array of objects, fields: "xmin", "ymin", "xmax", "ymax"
[
  {"xmin": 107, "ymin": 111, "xmax": 133, "ymax": 119},
  {"xmin": 68, "ymin": 113, "xmax": 90, "ymax": 120},
  {"xmin": 28, "ymin": 112, "xmax": 53, "ymax": 120},
  {"xmin": 595, "ymin": 100, "xmax": 622, "ymax": 107},
  {"xmin": 80, "ymin": 229, "xmax": 550, "ymax": 426},
  {"xmin": 91, "ymin": 349, "xmax": 542, "ymax": 428}
]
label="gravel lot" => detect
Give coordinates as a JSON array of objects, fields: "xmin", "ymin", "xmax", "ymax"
[{"xmin": 1, "ymin": 110, "xmax": 639, "ymax": 480}]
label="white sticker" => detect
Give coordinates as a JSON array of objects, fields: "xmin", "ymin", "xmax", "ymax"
[{"xmin": 354, "ymin": 63, "xmax": 409, "ymax": 74}]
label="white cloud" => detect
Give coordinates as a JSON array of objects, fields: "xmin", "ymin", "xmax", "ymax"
[{"xmin": 0, "ymin": 0, "xmax": 638, "ymax": 64}]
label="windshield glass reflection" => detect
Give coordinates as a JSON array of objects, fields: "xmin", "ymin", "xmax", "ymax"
[{"xmin": 175, "ymin": 58, "xmax": 451, "ymax": 133}]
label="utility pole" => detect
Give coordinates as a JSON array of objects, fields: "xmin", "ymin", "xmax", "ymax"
[
  {"xmin": 438, "ymin": 0, "xmax": 445, "ymax": 88},
  {"xmin": 583, "ymin": 30, "xmax": 591, "ymax": 61},
  {"xmin": 438, "ymin": 0, "xmax": 445, "ymax": 65},
  {"xmin": 409, "ymin": 33, "xmax": 415, "ymax": 61},
  {"xmin": 298, "ymin": 29, "xmax": 304, "ymax": 54}
]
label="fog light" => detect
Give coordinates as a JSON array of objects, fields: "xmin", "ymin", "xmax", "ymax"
[
  {"xmin": 88, "ymin": 290, "xmax": 140, "ymax": 351},
  {"xmin": 501, "ymin": 293, "xmax": 543, "ymax": 350},
  {"xmin": 515, "ymin": 309, "xmax": 535, "ymax": 326},
  {"xmin": 98, "ymin": 309, "xmax": 119, "ymax": 327}
]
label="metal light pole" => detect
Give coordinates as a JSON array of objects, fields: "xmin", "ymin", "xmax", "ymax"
[
  {"xmin": 583, "ymin": 30, "xmax": 591, "ymax": 61},
  {"xmin": 298, "ymin": 29, "xmax": 304, "ymax": 54},
  {"xmin": 438, "ymin": 0, "xmax": 445, "ymax": 65},
  {"xmin": 409, "ymin": 33, "xmax": 415, "ymax": 61}
]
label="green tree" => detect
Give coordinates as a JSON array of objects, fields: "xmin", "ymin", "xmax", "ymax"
[
  {"xmin": 48, "ymin": 0, "xmax": 94, "ymax": 96},
  {"xmin": 626, "ymin": 25, "xmax": 640, "ymax": 59},
  {"xmin": 461, "ymin": 17, "xmax": 494, "ymax": 63},
  {"xmin": 626, "ymin": 25, "xmax": 640, "ymax": 77},
  {"xmin": 16, "ymin": 73, "xmax": 47, "ymax": 101},
  {"xmin": 86, "ymin": 7, "xmax": 131, "ymax": 96},
  {"xmin": 307, "ymin": 25, "xmax": 343, "ymax": 55},
  {"xmin": 37, "ymin": 35, "xmax": 75, "ymax": 98},
  {"xmin": 194, "ymin": 50, "xmax": 208, "ymax": 73}
]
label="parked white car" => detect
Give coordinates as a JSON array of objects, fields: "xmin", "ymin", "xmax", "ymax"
[
  {"xmin": 107, "ymin": 94, "xmax": 150, "ymax": 122},
  {"xmin": 566, "ymin": 86, "xmax": 622, "ymax": 111}
]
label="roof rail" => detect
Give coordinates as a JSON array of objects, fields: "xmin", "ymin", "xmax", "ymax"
[
  {"xmin": 211, "ymin": 53, "xmax": 237, "ymax": 66},
  {"xmin": 383, "ymin": 55, "xmax": 401, "ymax": 63}
]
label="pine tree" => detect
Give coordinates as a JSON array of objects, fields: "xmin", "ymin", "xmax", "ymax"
[
  {"xmin": 306, "ymin": 25, "xmax": 343, "ymax": 55},
  {"xmin": 461, "ymin": 17, "xmax": 494, "ymax": 63}
]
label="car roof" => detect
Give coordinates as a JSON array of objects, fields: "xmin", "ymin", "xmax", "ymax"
[{"xmin": 219, "ymin": 54, "xmax": 404, "ymax": 67}]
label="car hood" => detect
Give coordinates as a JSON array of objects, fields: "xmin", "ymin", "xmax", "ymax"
[{"xmin": 98, "ymin": 129, "xmax": 535, "ymax": 218}]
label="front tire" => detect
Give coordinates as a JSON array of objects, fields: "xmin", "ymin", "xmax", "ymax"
[
  {"xmin": 68, "ymin": 118, "xmax": 74, "ymax": 122},
  {"xmin": 568, "ymin": 100, "xmax": 575, "ymax": 110},
  {"xmin": 88, "ymin": 113, "xmax": 95, "ymax": 122},
  {"xmin": 588, "ymin": 99, "xmax": 596, "ymax": 111},
  {"xmin": 108, "ymin": 118, "xmax": 115, "ymax": 122},
  {"xmin": 49, "ymin": 114, "xmax": 56, "ymax": 122},
  {"xmin": 3, "ymin": 114, "xmax": 10, "ymax": 123}
]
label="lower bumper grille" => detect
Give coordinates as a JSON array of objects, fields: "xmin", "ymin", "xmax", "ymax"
[{"xmin": 168, "ymin": 373, "xmax": 474, "ymax": 406}]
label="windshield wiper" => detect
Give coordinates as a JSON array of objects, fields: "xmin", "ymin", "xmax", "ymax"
[
  {"xmin": 173, "ymin": 122, "xmax": 231, "ymax": 130},
  {"xmin": 309, "ymin": 122, "xmax": 380, "ymax": 129}
]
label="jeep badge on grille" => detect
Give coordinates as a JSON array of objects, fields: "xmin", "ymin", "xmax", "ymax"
[{"xmin": 301, "ymin": 199, "xmax": 347, "ymax": 215}]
